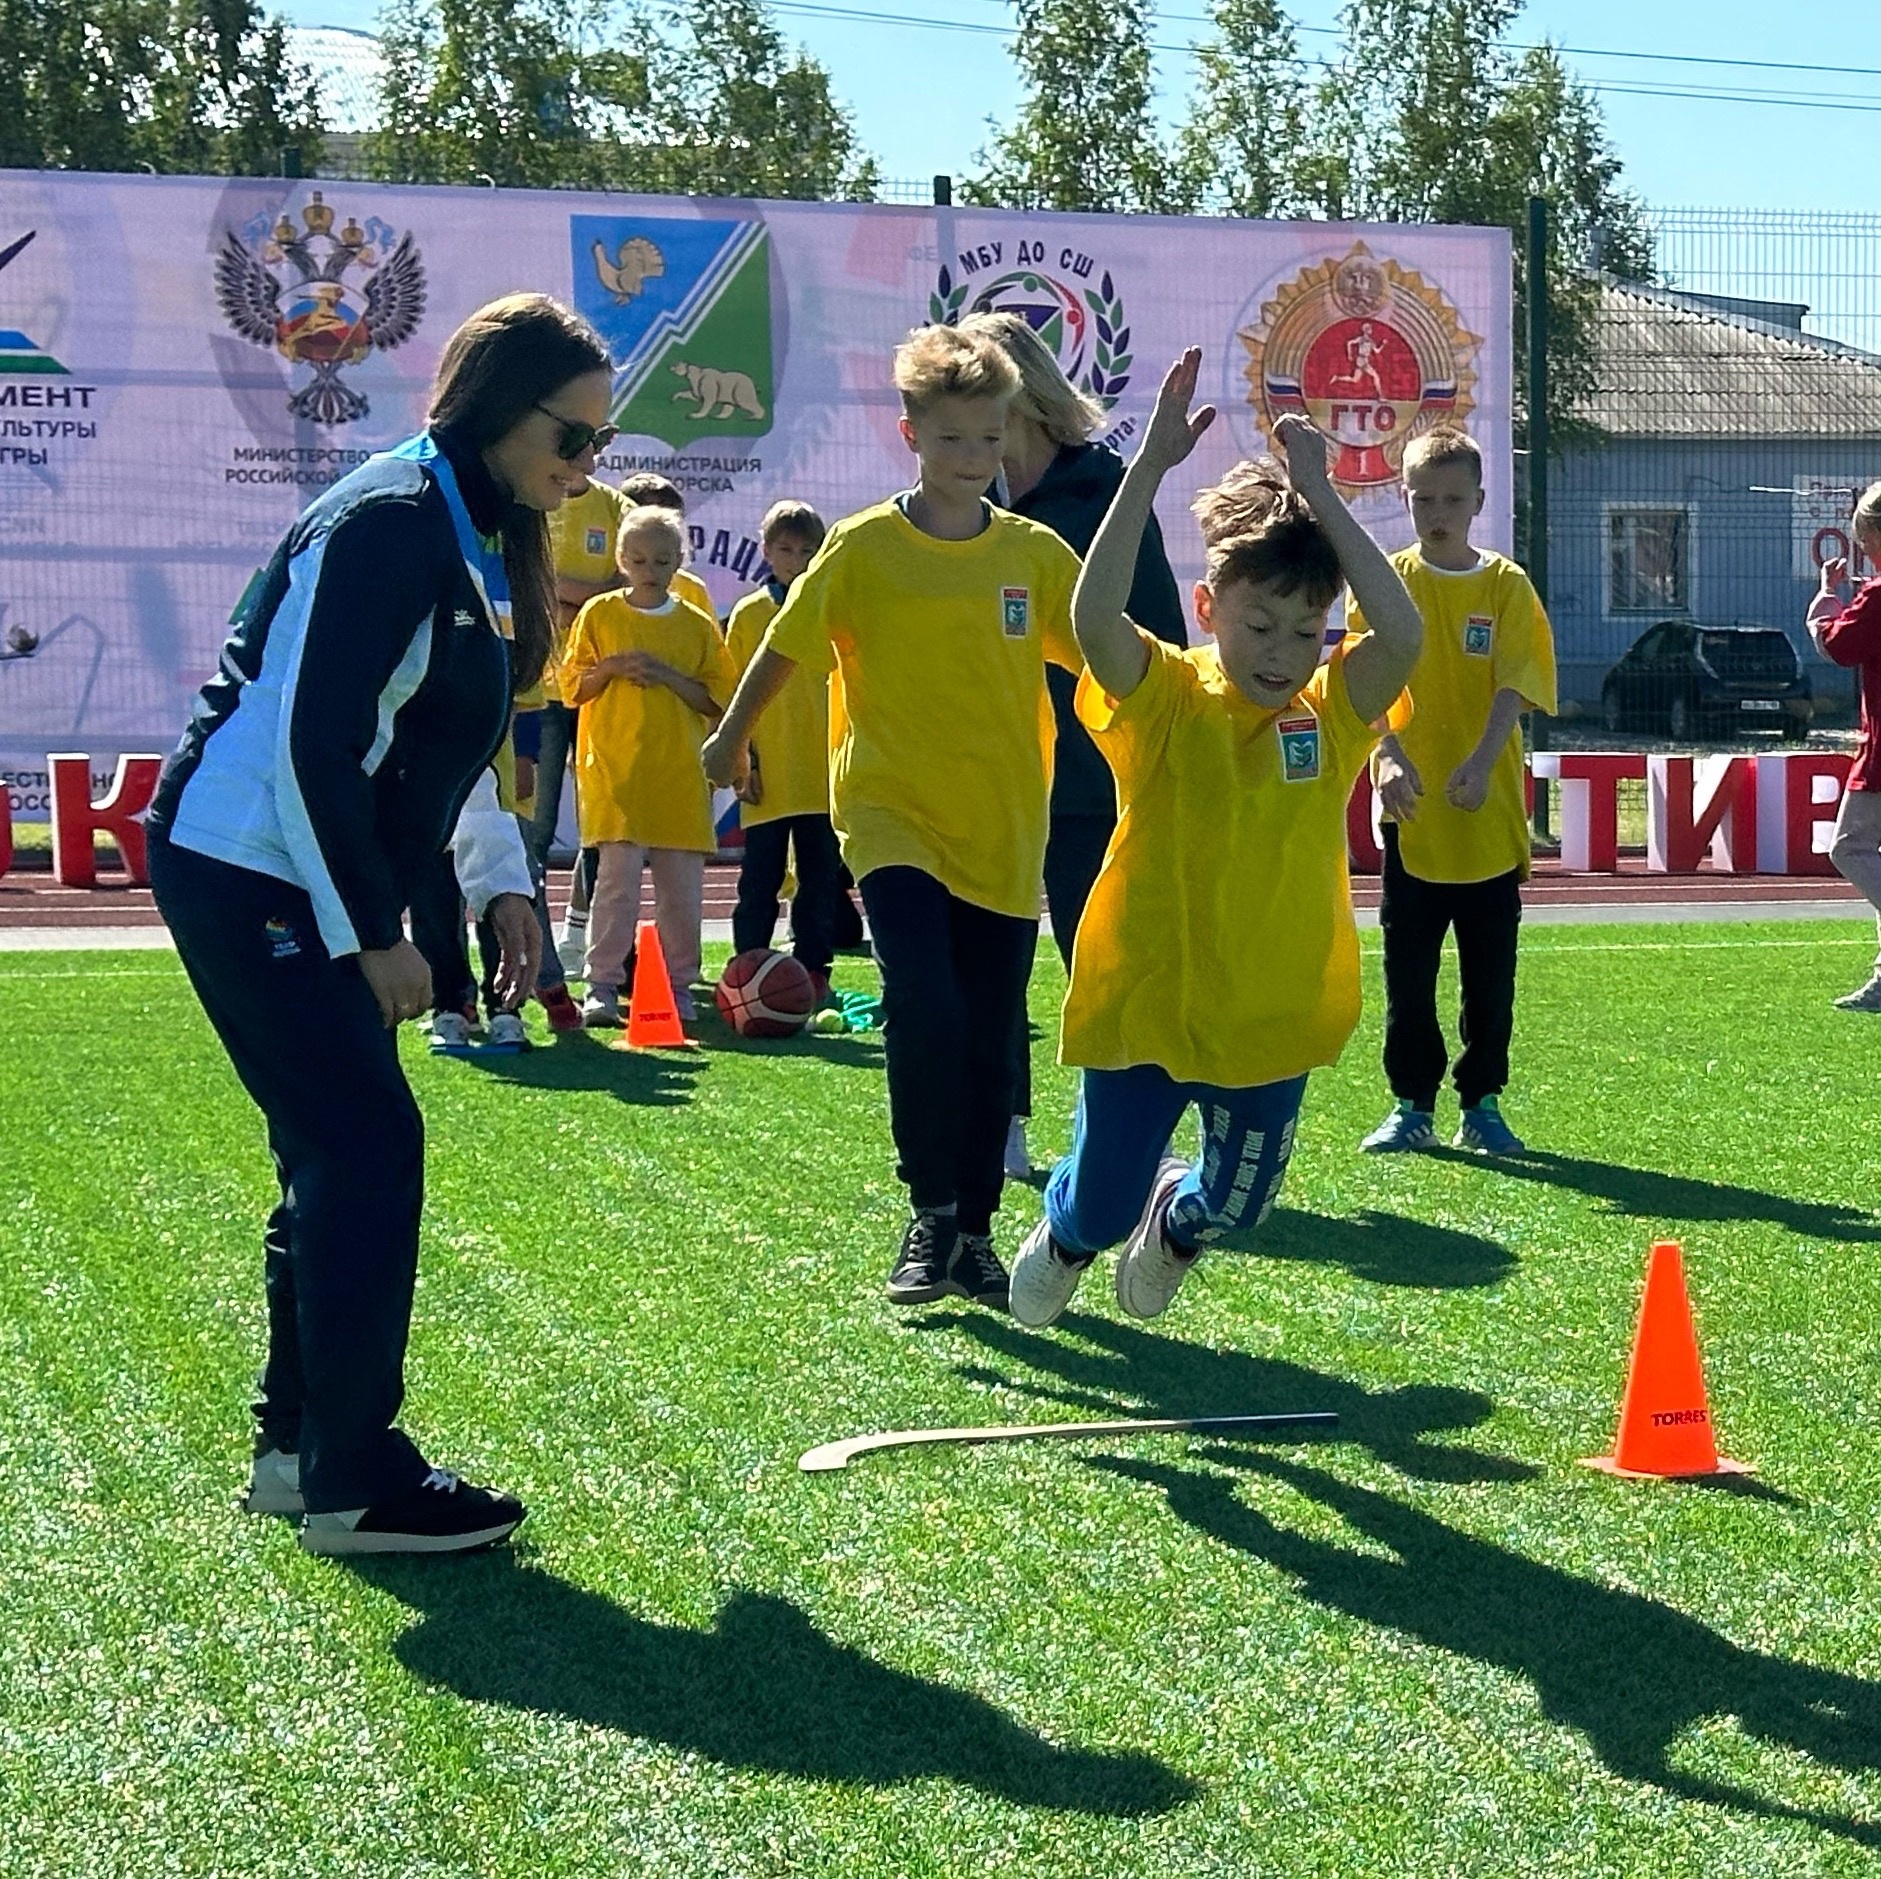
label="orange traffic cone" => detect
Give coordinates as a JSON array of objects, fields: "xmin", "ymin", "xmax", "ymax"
[
  {"xmin": 1580, "ymin": 1240, "xmax": 1751, "ymax": 1479},
  {"xmin": 618, "ymin": 919, "xmax": 690, "ymax": 1048}
]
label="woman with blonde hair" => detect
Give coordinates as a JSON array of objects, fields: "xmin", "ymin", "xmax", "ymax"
[{"xmin": 961, "ymin": 310, "xmax": 1187, "ymax": 1178}]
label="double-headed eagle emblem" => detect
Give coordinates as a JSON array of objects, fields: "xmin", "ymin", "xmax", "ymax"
[{"xmin": 216, "ymin": 192, "xmax": 426, "ymax": 425}]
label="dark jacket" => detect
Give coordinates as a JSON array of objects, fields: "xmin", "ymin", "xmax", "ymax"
[
  {"xmin": 1006, "ymin": 441, "xmax": 1188, "ymax": 820},
  {"xmin": 148, "ymin": 434, "xmax": 515, "ymax": 957}
]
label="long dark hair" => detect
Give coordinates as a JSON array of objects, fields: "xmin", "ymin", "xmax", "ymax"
[{"xmin": 429, "ymin": 293, "xmax": 610, "ymax": 692}]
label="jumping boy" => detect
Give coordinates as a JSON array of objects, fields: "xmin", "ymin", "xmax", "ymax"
[
  {"xmin": 1353, "ymin": 429, "xmax": 1556, "ymax": 1156},
  {"xmin": 704, "ymin": 325, "xmax": 1082, "ymax": 1310}
]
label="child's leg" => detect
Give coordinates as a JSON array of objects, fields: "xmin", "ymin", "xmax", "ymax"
[
  {"xmin": 1045, "ymin": 1063, "xmax": 1194, "ymax": 1256},
  {"xmin": 584, "ymin": 842, "xmax": 646, "ymax": 992},
  {"xmin": 784, "ymin": 814, "xmax": 844, "ymax": 978},
  {"xmin": 948, "ymin": 894, "xmax": 1038, "ymax": 1235},
  {"xmin": 858, "ymin": 867, "xmax": 969, "ymax": 1216},
  {"xmin": 732, "ymin": 821, "xmax": 790, "ymax": 957},
  {"xmin": 1169, "ymin": 1074, "xmax": 1310, "ymax": 1250},
  {"xmin": 1007, "ymin": 927, "xmax": 1039, "ymax": 1124},
  {"xmin": 1829, "ymin": 786, "xmax": 1881, "ymax": 970},
  {"xmin": 1379, "ymin": 825, "xmax": 1453, "ymax": 1110},
  {"xmin": 1450, "ymin": 868, "xmax": 1523, "ymax": 1109},
  {"xmin": 648, "ymin": 848, "xmax": 706, "ymax": 992}
]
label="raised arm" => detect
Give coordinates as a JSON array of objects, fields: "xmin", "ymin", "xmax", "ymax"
[
  {"xmin": 1073, "ymin": 348, "xmax": 1215, "ymax": 701},
  {"xmin": 702, "ymin": 645, "xmax": 797, "ymax": 788},
  {"xmin": 1273, "ymin": 414, "xmax": 1422, "ymax": 727}
]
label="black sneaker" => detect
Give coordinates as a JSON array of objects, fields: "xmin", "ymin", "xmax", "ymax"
[
  {"xmin": 885, "ymin": 1211, "xmax": 958, "ymax": 1305},
  {"xmin": 298, "ymin": 1466, "xmax": 527, "ymax": 1556},
  {"xmin": 948, "ymin": 1232, "xmax": 1011, "ymax": 1311}
]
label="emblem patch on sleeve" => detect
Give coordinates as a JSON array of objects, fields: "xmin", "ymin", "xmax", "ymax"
[{"xmin": 1278, "ymin": 711, "xmax": 1321, "ymax": 781}]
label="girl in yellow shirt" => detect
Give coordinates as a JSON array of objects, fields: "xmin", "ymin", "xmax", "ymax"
[
  {"xmin": 563, "ymin": 506, "xmax": 732, "ymax": 1026},
  {"xmin": 1009, "ymin": 350, "xmax": 1424, "ymax": 1328}
]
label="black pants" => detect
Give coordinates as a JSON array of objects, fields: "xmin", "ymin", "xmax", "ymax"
[
  {"xmin": 148, "ymin": 832, "xmax": 429, "ymax": 1513},
  {"xmin": 860, "ymin": 866, "xmax": 1037, "ymax": 1236},
  {"xmin": 409, "ymin": 845, "xmax": 484, "ymax": 1016},
  {"xmin": 732, "ymin": 813, "xmax": 843, "ymax": 975},
  {"xmin": 1010, "ymin": 812, "xmax": 1116, "ymax": 1119},
  {"xmin": 1380, "ymin": 824, "xmax": 1522, "ymax": 1111},
  {"xmin": 832, "ymin": 863, "xmax": 866, "ymax": 950}
]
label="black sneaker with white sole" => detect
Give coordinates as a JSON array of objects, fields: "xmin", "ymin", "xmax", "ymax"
[
  {"xmin": 298, "ymin": 1466, "xmax": 527, "ymax": 1557},
  {"xmin": 947, "ymin": 1232, "xmax": 1011, "ymax": 1311},
  {"xmin": 884, "ymin": 1211, "xmax": 958, "ymax": 1305}
]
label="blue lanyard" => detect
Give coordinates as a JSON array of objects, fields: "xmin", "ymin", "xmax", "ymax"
[{"xmin": 388, "ymin": 431, "xmax": 512, "ymax": 639}]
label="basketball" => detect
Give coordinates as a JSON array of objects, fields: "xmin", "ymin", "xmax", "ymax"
[{"xmin": 713, "ymin": 949, "xmax": 818, "ymax": 1038}]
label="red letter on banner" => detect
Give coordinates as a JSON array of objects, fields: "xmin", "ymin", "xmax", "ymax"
[
  {"xmin": 1755, "ymin": 751, "xmax": 1852, "ymax": 876},
  {"xmin": 1532, "ymin": 753, "xmax": 1645, "ymax": 872},
  {"xmin": 49, "ymin": 753, "xmax": 163, "ymax": 887},
  {"xmin": 1647, "ymin": 755, "xmax": 1756, "ymax": 872}
]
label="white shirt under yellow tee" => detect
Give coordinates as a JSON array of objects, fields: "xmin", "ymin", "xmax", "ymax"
[
  {"xmin": 1062, "ymin": 635, "xmax": 1381, "ymax": 1089},
  {"xmin": 562, "ymin": 592, "xmax": 733, "ymax": 851},
  {"xmin": 1347, "ymin": 547, "xmax": 1557, "ymax": 884},
  {"xmin": 726, "ymin": 582, "xmax": 831, "ymax": 826},
  {"xmin": 764, "ymin": 499, "xmax": 1082, "ymax": 919}
]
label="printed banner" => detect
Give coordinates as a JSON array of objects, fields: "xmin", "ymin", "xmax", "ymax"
[{"xmin": 0, "ymin": 172, "xmax": 1511, "ymax": 811}]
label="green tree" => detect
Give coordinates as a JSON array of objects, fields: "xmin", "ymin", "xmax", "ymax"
[
  {"xmin": 1174, "ymin": 0, "xmax": 1309, "ymax": 217},
  {"xmin": 968, "ymin": 0, "xmax": 1177, "ymax": 213},
  {"xmin": 148, "ymin": 0, "xmax": 324, "ymax": 175}
]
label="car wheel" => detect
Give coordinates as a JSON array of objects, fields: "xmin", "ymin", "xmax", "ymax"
[
  {"xmin": 1600, "ymin": 683, "xmax": 1624, "ymax": 734},
  {"xmin": 1667, "ymin": 692, "xmax": 1692, "ymax": 741}
]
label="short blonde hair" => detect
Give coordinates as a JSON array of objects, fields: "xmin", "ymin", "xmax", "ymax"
[
  {"xmin": 1192, "ymin": 459, "xmax": 1341, "ymax": 605},
  {"xmin": 1855, "ymin": 480, "xmax": 1881, "ymax": 537},
  {"xmin": 893, "ymin": 323, "xmax": 1019, "ymax": 416},
  {"xmin": 616, "ymin": 504, "xmax": 687, "ymax": 566},
  {"xmin": 1401, "ymin": 427, "xmax": 1483, "ymax": 484},
  {"xmin": 761, "ymin": 499, "xmax": 827, "ymax": 550},
  {"xmin": 958, "ymin": 310, "xmax": 1106, "ymax": 447}
]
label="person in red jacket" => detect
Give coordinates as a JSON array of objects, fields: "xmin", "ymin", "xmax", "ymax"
[{"xmin": 1809, "ymin": 478, "xmax": 1881, "ymax": 1010}]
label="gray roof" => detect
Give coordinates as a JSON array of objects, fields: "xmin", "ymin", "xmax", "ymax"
[
  {"xmin": 1583, "ymin": 283, "xmax": 1881, "ymax": 439},
  {"xmin": 286, "ymin": 25, "xmax": 383, "ymax": 135}
]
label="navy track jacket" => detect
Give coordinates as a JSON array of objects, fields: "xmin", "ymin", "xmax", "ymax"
[{"xmin": 148, "ymin": 436, "xmax": 517, "ymax": 959}]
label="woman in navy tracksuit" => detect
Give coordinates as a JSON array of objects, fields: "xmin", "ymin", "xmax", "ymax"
[{"xmin": 146, "ymin": 294, "xmax": 613, "ymax": 1555}]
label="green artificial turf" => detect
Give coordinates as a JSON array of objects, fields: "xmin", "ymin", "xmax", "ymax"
[{"xmin": 3, "ymin": 922, "xmax": 1880, "ymax": 1876}]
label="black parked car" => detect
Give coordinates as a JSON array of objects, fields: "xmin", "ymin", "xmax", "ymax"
[{"xmin": 1599, "ymin": 620, "xmax": 1813, "ymax": 739}]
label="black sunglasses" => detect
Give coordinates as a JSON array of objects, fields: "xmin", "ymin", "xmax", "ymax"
[{"xmin": 534, "ymin": 403, "xmax": 618, "ymax": 461}]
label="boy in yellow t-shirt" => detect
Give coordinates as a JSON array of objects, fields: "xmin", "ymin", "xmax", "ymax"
[
  {"xmin": 704, "ymin": 325, "xmax": 1082, "ymax": 1311},
  {"xmin": 1347, "ymin": 429, "xmax": 1557, "ymax": 1157},
  {"xmin": 725, "ymin": 500, "xmax": 839, "ymax": 991},
  {"xmin": 1006, "ymin": 350, "xmax": 1423, "ymax": 1329},
  {"xmin": 564, "ymin": 505, "xmax": 732, "ymax": 1027}
]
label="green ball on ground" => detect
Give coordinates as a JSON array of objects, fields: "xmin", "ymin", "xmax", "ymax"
[{"xmin": 810, "ymin": 1007, "xmax": 847, "ymax": 1035}]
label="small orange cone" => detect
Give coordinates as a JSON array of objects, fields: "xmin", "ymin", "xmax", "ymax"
[
  {"xmin": 1581, "ymin": 1240, "xmax": 1751, "ymax": 1479},
  {"xmin": 619, "ymin": 919, "xmax": 690, "ymax": 1048}
]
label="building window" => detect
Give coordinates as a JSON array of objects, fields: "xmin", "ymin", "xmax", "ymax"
[{"xmin": 1607, "ymin": 507, "xmax": 1691, "ymax": 614}]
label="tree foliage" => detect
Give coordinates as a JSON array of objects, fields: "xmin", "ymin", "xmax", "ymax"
[{"xmin": 1, "ymin": 0, "xmax": 322, "ymax": 175}]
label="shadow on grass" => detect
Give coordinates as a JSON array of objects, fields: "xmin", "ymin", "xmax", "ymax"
[
  {"xmin": 917, "ymin": 1310, "xmax": 1536, "ymax": 1485},
  {"xmin": 1240, "ymin": 1205, "xmax": 1515, "ymax": 1289},
  {"xmin": 690, "ymin": 1012, "xmax": 885, "ymax": 1069},
  {"xmin": 1098, "ymin": 1450, "xmax": 1881, "ymax": 1848},
  {"xmin": 1432, "ymin": 1147, "xmax": 1879, "ymax": 1243},
  {"xmin": 345, "ymin": 1556, "xmax": 1194, "ymax": 1817},
  {"xmin": 451, "ymin": 1031, "xmax": 702, "ymax": 1107}
]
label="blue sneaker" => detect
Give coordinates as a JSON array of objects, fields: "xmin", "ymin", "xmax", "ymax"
[
  {"xmin": 1360, "ymin": 1101, "xmax": 1438, "ymax": 1153},
  {"xmin": 1455, "ymin": 1097, "xmax": 1525, "ymax": 1155}
]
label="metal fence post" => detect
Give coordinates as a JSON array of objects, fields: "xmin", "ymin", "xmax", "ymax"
[
  {"xmin": 1525, "ymin": 195, "xmax": 1552, "ymax": 838},
  {"xmin": 933, "ymin": 174, "xmax": 953, "ymax": 208}
]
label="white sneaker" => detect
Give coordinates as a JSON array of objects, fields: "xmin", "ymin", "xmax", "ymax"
[
  {"xmin": 1003, "ymin": 1116, "xmax": 1031, "ymax": 1181},
  {"xmin": 429, "ymin": 1011, "xmax": 472, "ymax": 1051},
  {"xmin": 581, "ymin": 989, "xmax": 621, "ymax": 1029},
  {"xmin": 1115, "ymin": 1157, "xmax": 1198, "ymax": 1321},
  {"xmin": 1833, "ymin": 974, "xmax": 1881, "ymax": 1012},
  {"xmin": 242, "ymin": 1447, "xmax": 303, "ymax": 1517},
  {"xmin": 1009, "ymin": 1215, "xmax": 1087, "ymax": 1328},
  {"xmin": 557, "ymin": 908, "xmax": 588, "ymax": 953},
  {"xmin": 485, "ymin": 1011, "xmax": 528, "ymax": 1049}
]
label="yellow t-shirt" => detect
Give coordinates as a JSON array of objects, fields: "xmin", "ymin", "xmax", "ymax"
[
  {"xmin": 673, "ymin": 566, "xmax": 716, "ymax": 625},
  {"xmin": 562, "ymin": 593, "xmax": 733, "ymax": 851},
  {"xmin": 1348, "ymin": 547, "xmax": 1557, "ymax": 884},
  {"xmin": 726, "ymin": 583, "xmax": 831, "ymax": 826},
  {"xmin": 1061, "ymin": 635, "xmax": 1380, "ymax": 1088},
  {"xmin": 547, "ymin": 483, "xmax": 626, "ymax": 706},
  {"xmin": 765, "ymin": 499, "xmax": 1082, "ymax": 919}
]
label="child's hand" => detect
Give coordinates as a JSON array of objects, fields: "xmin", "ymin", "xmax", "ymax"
[
  {"xmin": 734, "ymin": 762, "xmax": 764, "ymax": 807},
  {"xmin": 1141, "ymin": 349, "xmax": 1217, "ymax": 472},
  {"xmin": 1823, "ymin": 556, "xmax": 1850, "ymax": 590},
  {"xmin": 1446, "ymin": 754, "xmax": 1492, "ymax": 813},
  {"xmin": 701, "ymin": 726, "xmax": 748, "ymax": 791},
  {"xmin": 513, "ymin": 754, "xmax": 536, "ymax": 804},
  {"xmin": 617, "ymin": 650, "xmax": 663, "ymax": 686},
  {"xmin": 1376, "ymin": 744, "xmax": 1424, "ymax": 822},
  {"xmin": 1272, "ymin": 414, "xmax": 1332, "ymax": 491}
]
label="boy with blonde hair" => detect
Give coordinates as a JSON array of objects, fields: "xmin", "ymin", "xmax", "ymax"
[
  {"xmin": 725, "ymin": 501, "xmax": 840, "ymax": 990},
  {"xmin": 1353, "ymin": 428, "xmax": 1556, "ymax": 1156},
  {"xmin": 705, "ymin": 325, "xmax": 1082, "ymax": 1309},
  {"xmin": 565, "ymin": 504, "xmax": 732, "ymax": 1027}
]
